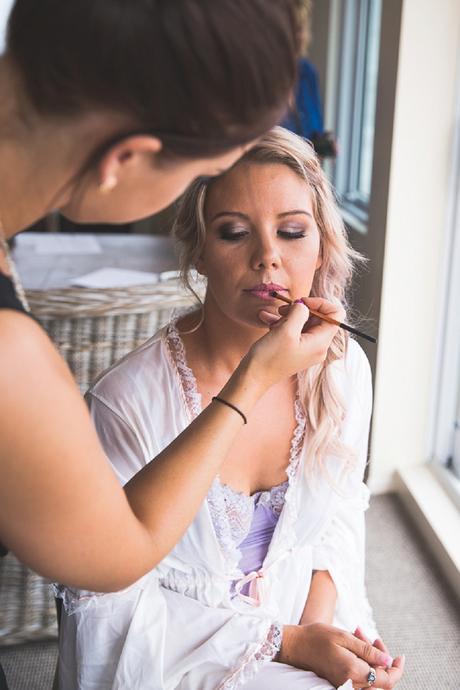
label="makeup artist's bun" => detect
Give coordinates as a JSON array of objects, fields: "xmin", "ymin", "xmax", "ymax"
[{"xmin": 6, "ymin": 0, "xmax": 300, "ymax": 158}]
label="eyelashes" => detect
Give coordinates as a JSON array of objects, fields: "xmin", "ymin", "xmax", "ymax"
[
  {"xmin": 217, "ymin": 225, "xmax": 307, "ymax": 242},
  {"xmin": 278, "ymin": 230, "xmax": 306, "ymax": 240},
  {"xmin": 220, "ymin": 232, "xmax": 247, "ymax": 242},
  {"xmin": 218, "ymin": 225, "xmax": 248, "ymax": 241}
]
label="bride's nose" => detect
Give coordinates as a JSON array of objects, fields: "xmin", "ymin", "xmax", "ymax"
[{"xmin": 250, "ymin": 236, "xmax": 281, "ymax": 270}]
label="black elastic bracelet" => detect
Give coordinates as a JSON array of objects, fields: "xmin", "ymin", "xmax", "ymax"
[{"xmin": 212, "ymin": 396, "xmax": 247, "ymax": 425}]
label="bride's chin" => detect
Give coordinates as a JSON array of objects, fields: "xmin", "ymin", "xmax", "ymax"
[{"xmin": 257, "ymin": 309, "xmax": 281, "ymax": 326}]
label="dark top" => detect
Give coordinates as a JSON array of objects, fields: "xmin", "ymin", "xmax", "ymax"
[
  {"xmin": 0, "ymin": 271, "xmax": 34, "ymax": 557},
  {"xmin": 0, "ymin": 271, "xmax": 29, "ymax": 314}
]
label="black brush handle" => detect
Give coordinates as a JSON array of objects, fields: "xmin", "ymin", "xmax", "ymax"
[{"xmin": 340, "ymin": 322, "xmax": 377, "ymax": 343}]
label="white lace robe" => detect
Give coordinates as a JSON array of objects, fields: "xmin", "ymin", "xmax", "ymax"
[{"xmin": 56, "ymin": 323, "xmax": 376, "ymax": 690}]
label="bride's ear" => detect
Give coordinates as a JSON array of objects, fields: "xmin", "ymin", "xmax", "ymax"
[{"xmin": 195, "ymin": 256, "xmax": 207, "ymax": 277}]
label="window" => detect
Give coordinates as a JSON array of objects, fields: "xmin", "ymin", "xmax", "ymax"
[
  {"xmin": 431, "ymin": 92, "xmax": 460, "ymax": 508},
  {"xmin": 0, "ymin": 0, "xmax": 14, "ymax": 54},
  {"xmin": 453, "ymin": 394, "xmax": 460, "ymax": 479},
  {"xmin": 329, "ymin": 0, "xmax": 382, "ymax": 228}
]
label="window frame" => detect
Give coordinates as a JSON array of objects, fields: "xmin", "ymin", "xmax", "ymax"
[
  {"xmin": 330, "ymin": 0, "xmax": 383, "ymax": 229},
  {"xmin": 429, "ymin": 66, "xmax": 460, "ymax": 509}
]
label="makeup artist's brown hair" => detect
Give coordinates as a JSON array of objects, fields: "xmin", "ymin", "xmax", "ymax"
[
  {"xmin": 7, "ymin": 0, "xmax": 300, "ymax": 159},
  {"xmin": 173, "ymin": 126, "xmax": 365, "ymax": 476}
]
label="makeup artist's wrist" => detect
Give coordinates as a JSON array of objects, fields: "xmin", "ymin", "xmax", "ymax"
[{"xmin": 218, "ymin": 352, "xmax": 269, "ymax": 414}]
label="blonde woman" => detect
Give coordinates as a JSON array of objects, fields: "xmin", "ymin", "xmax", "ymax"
[{"xmin": 57, "ymin": 128, "xmax": 404, "ymax": 690}]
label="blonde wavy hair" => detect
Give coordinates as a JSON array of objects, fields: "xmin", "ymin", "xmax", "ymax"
[{"xmin": 173, "ymin": 126, "xmax": 364, "ymax": 476}]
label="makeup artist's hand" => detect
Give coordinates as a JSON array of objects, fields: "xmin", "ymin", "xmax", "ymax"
[
  {"xmin": 277, "ymin": 623, "xmax": 405, "ymax": 690},
  {"xmin": 249, "ymin": 297, "xmax": 344, "ymax": 387}
]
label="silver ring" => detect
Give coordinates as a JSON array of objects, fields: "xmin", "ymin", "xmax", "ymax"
[{"xmin": 366, "ymin": 667, "xmax": 377, "ymax": 686}]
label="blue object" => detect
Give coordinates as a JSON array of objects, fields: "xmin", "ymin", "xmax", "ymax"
[{"xmin": 282, "ymin": 57, "xmax": 324, "ymax": 140}]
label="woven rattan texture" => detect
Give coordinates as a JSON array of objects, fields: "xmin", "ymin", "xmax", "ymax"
[
  {"xmin": 39, "ymin": 309, "xmax": 172, "ymax": 393},
  {"xmin": 27, "ymin": 276, "xmax": 204, "ymax": 393},
  {"xmin": 0, "ymin": 555, "xmax": 57, "ymax": 646}
]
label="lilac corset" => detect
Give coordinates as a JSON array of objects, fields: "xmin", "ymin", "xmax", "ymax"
[
  {"xmin": 238, "ymin": 497, "xmax": 279, "ymax": 573},
  {"xmin": 231, "ymin": 482, "xmax": 287, "ymax": 575}
]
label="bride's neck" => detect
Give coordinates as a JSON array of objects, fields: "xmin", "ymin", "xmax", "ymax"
[{"xmin": 181, "ymin": 300, "xmax": 267, "ymax": 377}]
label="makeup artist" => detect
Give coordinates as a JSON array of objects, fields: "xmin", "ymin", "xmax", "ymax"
[
  {"xmin": 0, "ymin": 0, "xmax": 329, "ymax": 592},
  {"xmin": 0, "ymin": 2, "xmax": 390, "ymax": 687}
]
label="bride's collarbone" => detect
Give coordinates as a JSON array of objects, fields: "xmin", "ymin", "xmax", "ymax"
[
  {"xmin": 196, "ymin": 373, "xmax": 298, "ymax": 492},
  {"xmin": 219, "ymin": 395, "xmax": 298, "ymax": 494}
]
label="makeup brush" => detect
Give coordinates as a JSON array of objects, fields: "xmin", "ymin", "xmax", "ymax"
[{"xmin": 270, "ymin": 291, "xmax": 377, "ymax": 344}]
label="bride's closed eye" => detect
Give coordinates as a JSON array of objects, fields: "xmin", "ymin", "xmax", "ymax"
[
  {"xmin": 217, "ymin": 223, "xmax": 249, "ymax": 241},
  {"xmin": 277, "ymin": 226, "xmax": 307, "ymax": 239},
  {"xmin": 215, "ymin": 223, "xmax": 309, "ymax": 242}
]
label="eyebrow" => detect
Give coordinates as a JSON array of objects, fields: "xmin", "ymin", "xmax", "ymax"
[
  {"xmin": 278, "ymin": 210, "xmax": 313, "ymax": 219},
  {"xmin": 210, "ymin": 209, "xmax": 313, "ymax": 222},
  {"xmin": 210, "ymin": 211, "xmax": 249, "ymax": 222}
]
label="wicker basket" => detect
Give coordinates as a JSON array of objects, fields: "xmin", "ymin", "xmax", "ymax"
[
  {"xmin": 0, "ymin": 554, "xmax": 58, "ymax": 646},
  {"xmin": 0, "ymin": 272, "xmax": 203, "ymax": 645},
  {"xmin": 27, "ymin": 272, "xmax": 203, "ymax": 392}
]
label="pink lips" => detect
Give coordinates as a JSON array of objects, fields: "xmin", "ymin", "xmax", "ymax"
[{"xmin": 243, "ymin": 283, "xmax": 288, "ymax": 300}]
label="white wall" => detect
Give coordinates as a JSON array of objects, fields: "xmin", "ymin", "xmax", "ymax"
[
  {"xmin": 0, "ymin": 0, "xmax": 14, "ymax": 53},
  {"xmin": 368, "ymin": 0, "xmax": 460, "ymax": 492}
]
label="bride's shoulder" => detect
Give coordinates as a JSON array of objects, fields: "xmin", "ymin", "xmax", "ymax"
[
  {"xmin": 331, "ymin": 337, "xmax": 372, "ymax": 401},
  {"xmin": 344, "ymin": 338, "xmax": 371, "ymax": 376}
]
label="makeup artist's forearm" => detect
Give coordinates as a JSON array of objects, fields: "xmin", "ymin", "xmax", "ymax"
[
  {"xmin": 300, "ymin": 571, "xmax": 337, "ymax": 626},
  {"xmin": 124, "ymin": 356, "xmax": 267, "ymax": 558}
]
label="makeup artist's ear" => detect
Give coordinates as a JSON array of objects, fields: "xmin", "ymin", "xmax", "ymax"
[{"xmin": 98, "ymin": 136, "xmax": 163, "ymax": 191}]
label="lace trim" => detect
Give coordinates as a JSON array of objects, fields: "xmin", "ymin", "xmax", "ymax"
[
  {"xmin": 165, "ymin": 320, "xmax": 307, "ymax": 569},
  {"xmin": 287, "ymin": 396, "xmax": 307, "ymax": 480},
  {"xmin": 217, "ymin": 621, "xmax": 283, "ymax": 690},
  {"xmin": 207, "ymin": 478, "xmax": 244, "ymax": 572},
  {"xmin": 257, "ymin": 481, "xmax": 289, "ymax": 517},
  {"xmin": 219, "ymin": 483, "xmax": 255, "ymax": 546},
  {"xmin": 166, "ymin": 321, "xmax": 202, "ymax": 420},
  {"xmin": 255, "ymin": 621, "xmax": 283, "ymax": 661}
]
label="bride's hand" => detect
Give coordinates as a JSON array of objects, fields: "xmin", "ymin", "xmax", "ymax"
[
  {"xmin": 246, "ymin": 297, "xmax": 345, "ymax": 388},
  {"xmin": 277, "ymin": 623, "xmax": 405, "ymax": 690},
  {"xmin": 351, "ymin": 627, "xmax": 405, "ymax": 690}
]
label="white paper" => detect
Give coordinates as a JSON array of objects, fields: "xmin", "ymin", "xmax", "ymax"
[
  {"xmin": 26, "ymin": 234, "xmax": 102, "ymax": 255},
  {"xmin": 71, "ymin": 267, "xmax": 160, "ymax": 288}
]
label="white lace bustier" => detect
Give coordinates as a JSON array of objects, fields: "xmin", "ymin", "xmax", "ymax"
[{"xmin": 213, "ymin": 480, "xmax": 289, "ymax": 548}]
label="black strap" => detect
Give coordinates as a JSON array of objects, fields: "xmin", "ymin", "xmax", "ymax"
[
  {"xmin": 0, "ymin": 272, "xmax": 28, "ymax": 314},
  {"xmin": 211, "ymin": 396, "xmax": 247, "ymax": 425}
]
